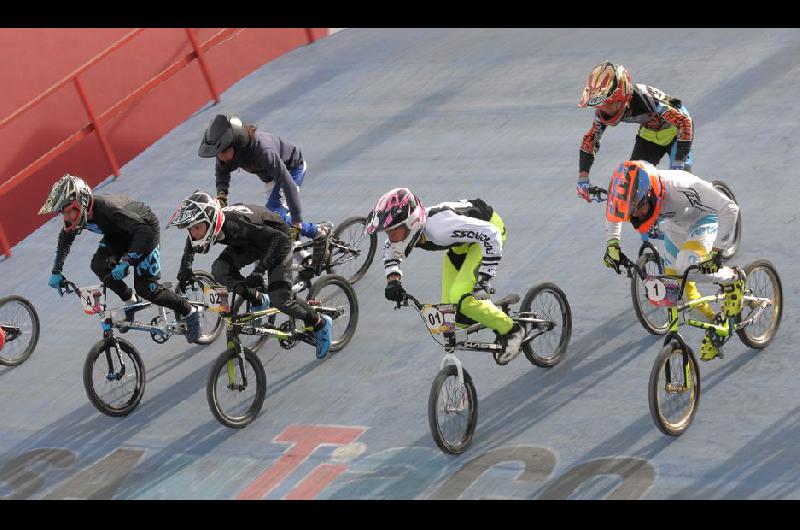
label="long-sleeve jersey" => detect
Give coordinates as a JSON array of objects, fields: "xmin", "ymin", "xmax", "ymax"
[
  {"xmin": 180, "ymin": 203, "xmax": 292, "ymax": 274},
  {"xmin": 214, "ymin": 130, "xmax": 305, "ymax": 223},
  {"xmin": 605, "ymin": 170, "xmax": 739, "ymax": 249},
  {"xmin": 580, "ymin": 83, "xmax": 693, "ymax": 173},
  {"xmin": 52, "ymin": 195, "xmax": 159, "ymax": 274},
  {"xmin": 383, "ymin": 198, "xmax": 502, "ymax": 279}
]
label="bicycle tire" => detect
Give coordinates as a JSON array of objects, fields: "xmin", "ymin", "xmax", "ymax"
[
  {"xmin": 206, "ymin": 346, "xmax": 266, "ymax": 429},
  {"xmin": 0, "ymin": 295, "xmax": 40, "ymax": 367},
  {"xmin": 307, "ymin": 274, "xmax": 359, "ymax": 352},
  {"xmin": 83, "ymin": 337, "xmax": 145, "ymax": 417},
  {"xmin": 736, "ymin": 259, "xmax": 782, "ymax": 349},
  {"xmin": 520, "ymin": 282, "xmax": 572, "ymax": 367},
  {"xmin": 648, "ymin": 341, "xmax": 700, "ymax": 436},
  {"xmin": 327, "ymin": 216, "xmax": 377, "ymax": 284},
  {"xmin": 712, "ymin": 180, "xmax": 741, "ymax": 260},
  {"xmin": 630, "ymin": 251, "xmax": 671, "ymax": 335},
  {"xmin": 427, "ymin": 365, "xmax": 478, "ymax": 454},
  {"xmin": 176, "ymin": 270, "xmax": 225, "ymax": 345}
]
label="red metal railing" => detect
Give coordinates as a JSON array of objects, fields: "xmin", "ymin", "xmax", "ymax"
[{"xmin": 0, "ymin": 28, "xmax": 317, "ymax": 258}]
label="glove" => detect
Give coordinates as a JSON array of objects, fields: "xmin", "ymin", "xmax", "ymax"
[
  {"xmin": 698, "ymin": 251, "xmax": 722, "ymax": 274},
  {"xmin": 49, "ymin": 272, "xmax": 64, "ymax": 290},
  {"xmin": 245, "ymin": 272, "xmax": 265, "ymax": 289},
  {"xmin": 669, "ymin": 160, "xmax": 685, "ymax": 170},
  {"xmin": 576, "ymin": 179, "xmax": 592, "ymax": 203},
  {"xmin": 111, "ymin": 259, "xmax": 130, "ymax": 281},
  {"xmin": 290, "ymin": 224, "xmax": 301, "ymax": 242},
  {"xmin": 385, "ymin": 279, "xmax": 406, "ymax": 303},
  {"xmin": 472, "ymin": 273, "xmax": 495, "ymax": 299},
  {"xmin": 216, "ymin": 192, "xmax": 228, "ymax": 208},
  {"xmin": 603, "ymin": 239, "xmax": 625, "ymax": 274},
  {"xmin": 177, "ymin": 268, "xmax": 195, "ymax": 290}
]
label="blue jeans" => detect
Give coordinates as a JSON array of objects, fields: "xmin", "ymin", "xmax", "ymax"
[{"xmin": 266, "ymin": 160, "xmax": 319, "ymax": 238}]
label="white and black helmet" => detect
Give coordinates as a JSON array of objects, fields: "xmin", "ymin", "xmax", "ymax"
[
  {"xmin": 198, "ymin": 114, "xmax": 250, "ymax": 158},
  {"xmin": 38, "ymin": 173, "xmax": 94, "ymax": 233},
  {"xmin": 167, "ymin": 191, "xmax": 225, "ymax": 254}
]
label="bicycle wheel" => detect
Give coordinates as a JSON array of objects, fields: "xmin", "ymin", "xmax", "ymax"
[
  {"xmin": 712, "ymin": 180, "xmax": 741, "ymax": 260},
  {"xmin": 231, "ymin": 295, "xmax": 270, "ymax": 353},
  {"xmin": 428, "ymin": 365, "xmax": 478, "ymax": 454},
  {"xmin": 307, "ymin": 274, "xmax": 359, "ymax": 352},
  {"xmin": 327, "ymin": 216, "xmax": 377, "ymax": 284},
  {"xmin": 736, "ymin": 259, "xmax": 782, "ymax": 349},
  {"xmin": 83, "ymin": 338, "xmax": 145, "ymax": 417},
  {"xmin": 207, "ymin": 346, "xmax": 266, "ymax": 428},
  {"xmin": 630, "ymin": 251, "xmax": 671, "ymax": 335},
  {"xmin": 0, "ymin": 295, "xmax": 40, "ymax": 367},
  {"xmin": 648, "ymin": 341, "xmax": 700, "ymax": 436},
  {"xmin": 520, "ymin": 282, "xmax": 572, "ymax": 368},
  {"xmin": 175, "ymin": 270, "xmax": 224, "ymax": 345}
]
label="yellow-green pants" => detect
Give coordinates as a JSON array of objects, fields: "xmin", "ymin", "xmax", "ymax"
[{"xmin": 440, "ymin": 212, "xmax": 514, "ymax": 335}]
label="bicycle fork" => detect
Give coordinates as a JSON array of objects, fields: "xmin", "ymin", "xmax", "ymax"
[{"xmin": 100, "ymin": 322, "xmax": 127, "ymax": 381}]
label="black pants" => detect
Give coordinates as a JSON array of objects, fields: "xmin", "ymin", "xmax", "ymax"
[
  {"xmin": 630, "ymin": 136, "xmax": 693, "ymax": 172},
  {"xmin": 211, "ymin": 246, "xmax": 318, "ymax": 326},
  {"xmin": 90, "ymin": 241, "xmax": 191, "ymax": 317}
]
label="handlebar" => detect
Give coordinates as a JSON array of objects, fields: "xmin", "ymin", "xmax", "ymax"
[
  {"xmin": 618, "ymin": 256, "xmax": 702, "ymax": 301},
  {"xmin": 395, "ymin": 292, "xmax": 423, "ymax": 311},
  {"xmin": 587, "ymin": 186, "xmax": 608, "ymax": 202}
]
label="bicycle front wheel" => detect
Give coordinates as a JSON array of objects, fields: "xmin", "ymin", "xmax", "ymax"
[
  {"xmin": 648, "ymin": 341, "xmax": 700, "ymax": 436},
  {"xmin": 736, "ymin": 259, "xmax": 782, "ymax": 349},
  {"xmin": 0, "ymin": 295, "xmax": 40, "ymax": 367},
  {"xmin": 207, "ymin": 347, "xmax": 266, "ymax": 428},
  {"xmin": 520, "ymin": 283, "xmax": 572, "ymax": 367},
  {"xmin": 176, "ymin": 270, "xmax": 224, "ymax": 345},
  {"xmin": 327, "ymin": 216, "xmax": 377, "ymax": 284},
  {"xmin": 630, "ymin": 251, "xmax": 671, "ymax": 335},
  {"xmin": 307, "ymin": 274, "xmax": 359, "ymax": 352},
  {"xmin": 428, "ymin": 365, "xmax": 478, "ymax": 454},
  {"xmin": 83, "ymin": 338, "xmax": 145, "ymax": 417},
  {"xmin": 712, "ymin": 180, "xmax": 741, "ymax": 260}
]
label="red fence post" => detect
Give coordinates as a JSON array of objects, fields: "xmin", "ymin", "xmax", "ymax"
[
  {"xmin": 305, "ymin": 28, "xmax": 316, "ymax": 44},
  {"xmin": 73, "ymin": 76, "xmax": 121, "ymax": 179},
  {"xmin": 0, "ymin": 223, "xmax": 11, "ymax": 258},
  {"xmin": 186, "ymin": 28, "xmax": 220, "ymax": 104}
]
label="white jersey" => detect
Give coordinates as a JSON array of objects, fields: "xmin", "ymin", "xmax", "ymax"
[
  {"xmin": 605, "ymin": 169, "xmax": 739, "ymax": 249},
  {"xmin": 383, "ymin": 199, "xmax": 502, "ymax": 279}
]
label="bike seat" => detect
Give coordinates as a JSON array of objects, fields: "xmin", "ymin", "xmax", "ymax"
[{"xmin": 493, "ymin": 294, "xmax": 520, "ymax": 307}]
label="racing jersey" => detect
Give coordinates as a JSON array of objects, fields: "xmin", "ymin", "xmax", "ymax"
[
  {"xmin": 383, "ymin": 198, "xmax": 502, "ymax": 279},
  {"xmin": 605, "ymin": 170, "xmax": 739, "ymax": 249},
  {"xmin": 52, "ymin": 195, "xmax": 159, "ymax": 274},
  {"xmin": 580, "ymin": 83, "xmax": 693, "ymax": 173}
]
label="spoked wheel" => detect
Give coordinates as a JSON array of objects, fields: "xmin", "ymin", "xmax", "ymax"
[
  {"xmin": 520, "ymin": 282, "xmax": 572, "ymax": 367},
  {"xmin": 307, "ymin": 274, "xmax": 359, "ymax": 352},
  {"xmin": 0, "ymin": 295, "xmax": 40, "ymax": 367},
  {"xmin": 736, "ymin": 259, "xmax": 782, "ymax": 349},
  {"xmin": 428, "ymin": 365, "xmax": 478, "ymax": 454},
  {"xmin": 648, "ymin": 341, "xmax": 701, "ymax": 436},
  {"xmin": 176, "ymin": 270, "xmax": 224, "ymax": 345},
  {"xmin": 83, "ymin": 338, "xmax": 145, "ymax": 417},
  {"xmin": 326, "ymin": 216, "xmax": 377, "ymax": 284},
  {"xmin": 631, "ymin": 251, "xmax": 671, "ymax": 335},
  {"xmin": 712, "ymin": 180, "xmax": 741, "ymax": 260},
  {"xmin": 207, "ymin": 347, "xmax": 266, "ymax": 428}
]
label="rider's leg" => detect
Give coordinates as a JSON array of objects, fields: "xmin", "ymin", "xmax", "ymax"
[
  {"xmin": 662, "ymin": 224, "xmax": 716, "ymax": 322},
  {"xmin": 211, "ymin": 248, "xmax": 263, "ymax": 307},
  {"xmin": 90, "ymin": 241, "xmax": 133, "ymax": 302},
  {"xmin": 131, "ymin": 245, "xmax": 191, "ymax": 316},
  {"xmin": 630, "ymin": 134, "xmax": 669, "ymax": 166}
]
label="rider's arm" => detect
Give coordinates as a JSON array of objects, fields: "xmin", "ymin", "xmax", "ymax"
[
  {"xmin": 179, "ymin": 236, "xmax": 196, "ymax": 270},
  {"xmin": 695, "ymin": 179, "xmax": 739, "ymax": 251},
  {"xmin": 257, "ymin": 149, "xmax": 303, "ymax": 225},
  {"xmin": 215, "ymin": 159, "xmax": 233, "ymax": 200},
  {"xmin": 109, "ymin": 209, "xmax": 158, "ymax": 266},
  {"xmin": 383, "ymin": 239, "xmax": 404, "ymax": 279},
  {"xmin": 579, "ymin": 115, "xmax": 608, "ymax": 175},
  {"xmin": 236, "ymin": 221, "xmax": 292, "ymax": 274},
  {"xmin": 52, "ymin": 229, "xmax": 77, "ymax": 273},
  {"xmin": 656, "ymin": 104, "xmax": 693, "ymax": 162},
  {"xmin": 425, "ymin": 210, "xmax": 503, "ymax": 278},
  {"xmin": 605, "ymin": 218, "xmax": 623, "ymax": 243}
]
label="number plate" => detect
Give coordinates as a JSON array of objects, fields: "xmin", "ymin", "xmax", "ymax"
[
  {"xmin": 644, "ymin": 276, "xmax": 680, "ymax": 307},
  {"xmin": 203, "ymin": 285, "xmax": 231, "ymax": 313},
  {"xmin": 421, "ymin": 304, "xmax": 456, "ymax": 334},
  {"xmin": 77, "ymin": 285, "xmax": 106, "ymax": 315}
]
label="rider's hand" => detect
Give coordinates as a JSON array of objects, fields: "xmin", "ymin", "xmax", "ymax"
[
  {"xmin": 245, "ymin": 272, "xmax": 265, "ymax": 289},
  {"xmin": 669, "ymin": 160, "xmax": 685, "ymax": 170},
  {"xmin": 48, "ymin": 272, "xmax": 64, "ymax": 290},
  {"xmin": 111, "ymin": 258, "xmax": 130, "ymax": 281},
  {"xmin": 177, "ymin": 268, "xmax": 195, "ymax": 290},
  {"xmin": 290, "ymin": 224, "xmax": 301, "ymax": 242},
  {"xmin": 216, "ymin": 191, "xmax": 228, "ymax": 208},
  {"xmin": 603, "ymin": 239, "xmax": 625, "ymax": 274},
  {"xmin": 577, "ymin": 178, "xmax": 592, "ymax": 203},
  {"xmin": 472, "ymin": 273, "xmax": 495, "ymax": 299},
  {"xmin": 385, "ymin": 279, "xmax": 406, "ymax": 302},
  {"xmin": 698, "ymin": 250, "xmax": 723, "ymax": 274}
]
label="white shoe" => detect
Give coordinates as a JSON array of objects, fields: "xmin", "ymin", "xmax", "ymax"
[{"xmin": 496, "ymin": 324, "xmax": 524, "ymax": 364}]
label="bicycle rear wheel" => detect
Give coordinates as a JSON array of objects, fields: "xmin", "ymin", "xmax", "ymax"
[
  {"xmin": 520, "ymin": 282, "xmax": 571, "ymax": 367},
  {"xmin": 326, "ymin": 216, "xmax": 377, "ymax": 284},
  {"xmin": 176, "ymin": 270, "xmax": 225, "ymax": 345},
  {"xmin": 648, "ymin": 341, "xmax": 700, "ymax": 436},
  {"xmin": 712, "ymin": 180, "xmax": 741, "ymax": 260},
  {"xmin": 0, "ymin": 295, "xmax": 40, "ymax": 367},
  {"xmin": 428, "ymin": 365, "xmax": 478, "ymax": 454},
  {"xmin": 83, "ymin": 338, "xmax": 145, "ymax": 417},
  {"xmin": 207, "ymin": 346, "xmax": 266, "ymax": 428},
  {"xmin": 630, "ymin": 251, "xmax": 671, "ymax": 335},
  {"xmin": 307, "ymin": 274, "xmax": 359, "ymax": 352},
  {"xmin": 736, "ymin": 259, "xmax": 782, "ymax": 349}
]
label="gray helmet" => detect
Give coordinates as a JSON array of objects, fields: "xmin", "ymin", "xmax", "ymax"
[
  {"xmin": 198, "ymin": 114, "xmax": 250, "ymax": 158},
  {"xmin": 38, "ymin": 174, "xmax": 93, "ymax": 233},
  {"xmin": 166, "ymin": 191, "xmax": 225, "ymax": 254}
]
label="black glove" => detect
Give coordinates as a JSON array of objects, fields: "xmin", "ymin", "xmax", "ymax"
[
  {"xmin": 245, "ymin": 273, "xmax": 265, "ymax": 289},
  {"xmin": 698, "ymin": 250, "xmax": 723, "ymax": 274},
  {"xmin": 177, "ymin": 268, "xmax": 195, "ymax": 290},
  {"xmin": 216, "ymin": 192, "xmax": 228, "ymax": 208},
  {"xmin": 472, "ymin": 273, "xmax": 495, "ymax": 299},
  {"xmin": 385, "ymin": 279, "xmax": 406, "ymax": 302}
]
